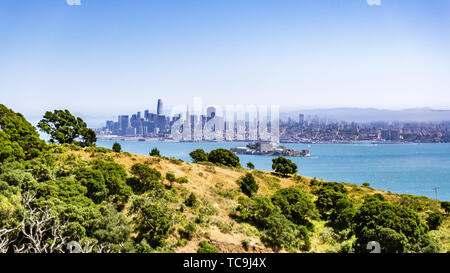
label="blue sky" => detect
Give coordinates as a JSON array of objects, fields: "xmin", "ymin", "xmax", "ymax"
[{"xmin": 1, "ymin": 0, "xmax": 449, "ymax": 120}]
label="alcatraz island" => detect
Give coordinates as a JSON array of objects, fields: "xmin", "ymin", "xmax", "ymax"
[{"xmin": 231, "ymin": 142, "xmax": 310, "ymax": 157}]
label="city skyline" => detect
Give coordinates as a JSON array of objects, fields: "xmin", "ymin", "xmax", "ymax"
[{"xmin": 1, "ymin": 0, "xmax": 450, "ymax": 119}]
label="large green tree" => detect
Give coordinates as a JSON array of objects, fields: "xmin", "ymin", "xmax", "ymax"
[
  {"xmin": 271, "ymin": 156, "xmax": 297, "ymax": 177},
  {"xmin": 207, "ymin": 148, "xmax": 241, "ymax": 168},
  {"xmin": 38, "ymin": 109, "xmax": 96, "ymax": 147},
  {"xmin": 189, "ymin": 149, "xmax": 209, "ymax": 163},
  {"xmin": 353, "ymin": 197, "xmax": 429, "ymax": 253},
  {"xmin": 0, "ymin": 104, "xmax": 46, "ymax": 160}
]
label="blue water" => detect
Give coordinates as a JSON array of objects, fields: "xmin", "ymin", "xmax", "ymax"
[{"xmin": 97, "ymin": 140, "xmax": 450, "ymax": 201}]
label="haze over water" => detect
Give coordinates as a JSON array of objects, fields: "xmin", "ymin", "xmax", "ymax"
[{"xmin": 97, "ymin": 140, "xmax": 450, "ymax": 201}]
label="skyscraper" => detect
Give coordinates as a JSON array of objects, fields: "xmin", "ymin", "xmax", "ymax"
[
  {"xmin": 157, "ymin": 99, "xmax": 163, "ymax": 116},
  {"xmin": 299, "ymin": 114, "xmax": 304, "ymax": 126},
  {"xmin": 118, "ymin": 115, "xmax": 130, "ymax": 134}
]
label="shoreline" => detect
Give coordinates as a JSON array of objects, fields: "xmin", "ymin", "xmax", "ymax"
[{"xmin": 96, "ymin": 136, "xmax": 446, "ymax": 144}]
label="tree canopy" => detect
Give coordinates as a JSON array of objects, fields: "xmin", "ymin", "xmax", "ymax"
[
  {"xmin": 0, "ymin": 104, "xmax": 46, "ymax": 161},
  {"xmin": 207, "ymin": 148, "xmax": 241, "ymax": 168},
  {"xmin": 38, "ymin": 109, "xmax": 96, "ymax": 147},
  {"xmin": 272, "ymin": 156, "xmax": 297, "ymax": 176}
]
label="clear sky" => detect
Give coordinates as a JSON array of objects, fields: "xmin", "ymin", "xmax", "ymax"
[{"xmin": 1, "ymin": 0, "xmax": 449, "ymax": 119}]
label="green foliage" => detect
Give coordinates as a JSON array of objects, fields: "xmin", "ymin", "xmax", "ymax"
[
  {"xmin": 238, "ymin": 173, "xmax": 258, "ymax": 197},
  {"xmin": 149, "ymin": 147, "xmax": 160, "ymax": 157},
  {"xmin": 441, "ymin": 201, "xmax": 450, "ymax": 214},
  {"xmin": 129, "ymin": 163, "xmax": 163, "ymax": 194},
  {"xmin": 197, "ymin": 241, "xmax": 220, "ymax": 253},
  {"xmin": 237, "ymin": 196, "xmax": 281, "ymax": 228},
  {"xmin": 179, "ymin": 221, "xmax": 197, "ymax": 240},
  {"xmin": 189, "ymin": 149, "xmax": 209, "ymax": 163},
  {"xmin": 112, "ymin": 142, "xmax": 121, "ymax": 153},
  {"xmin": 130, "ymin": 197, "xmax": 174, "ymax": 248},
  {"xmin": 271, "ymin": 156, "xmax": 297, "ymax": 177},
  {"xmin": 91, "ymin": 159, "xmax": 132, "ymax": 204},
  {"xmin": 426, "ymin": 211, "xmax": 444, "ymax": 230},
  {"xmin": 166, "ymin": 172, "xmax": 176, "ymax": 183},
  {"xmin": 91, "ymin": 204, "xmax": 133, "ymax": 247},
  {"xmin": 0, "ymin": 132, "xmax": 25, "ymax": 163},
  {"xmin": 74, "ymin": 167, "xmax": 109, "ymax": 203},
  {"xmin": 185, "ymin": 193, "xmax": 199, "ymax": 208},
  {"xmin": 38, "ymin": 109, "xmax": 96, "ymax": 147},
  {"xmin": 0, "ymin": 104, "xmax": 46, "ymax": 160},
  {"xmin": 353, "ymin": 197, "xmax": 429, "ymax": 253},
  {"xmin": 207, "ymin": 149, "xmax": 241, "ymax": 168},
  {"xmin": 246, "ymin": 162, "xmax": 255, "ymax": 170},
  {"xmin": 314, "ymin": 182, "xmax": 349, "ymax": 221},
  {"xmin": 175, "ymin": 176, "xmax": 189, "ymax": 184},
  {"xmin": 362, "ymin": 182, "xmax": 371, "ymax": 187},
  {"xmin": 261, "ymin": 214, "xmax": 310, "ymax": 251},
  {"xmin": 271, "ymin": 187, "xmax": 317, "ymax": 230}
]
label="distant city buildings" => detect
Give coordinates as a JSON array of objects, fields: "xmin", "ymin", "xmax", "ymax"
[
  {"xmin": 100, "ymin": 99, "xmax": 171, "ymax": 138},
  {"xmin": 96, "ymin": 105, "xmax": 450, "ymax": 143},
  {"xmin": 280, "ymin": 114, "xmax": 450, "ymax": 143}
]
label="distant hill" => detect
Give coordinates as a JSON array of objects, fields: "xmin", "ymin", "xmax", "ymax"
[{"xmin": 280, "ymin": 107, "xmax": 450, "ymax": 123}]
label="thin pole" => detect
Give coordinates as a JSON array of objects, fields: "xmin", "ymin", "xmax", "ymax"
[{"xmin": 433, "ymin": 187, "xmax": 439, "ymax": 201}]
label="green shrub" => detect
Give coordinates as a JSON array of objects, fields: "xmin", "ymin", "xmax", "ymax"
[
  {"xmin": 129, "ymin": 163, "xmax": 162, "ymax": 194},
  {"xmin": 130, "ymin": 197, "xmax": 174, "ymax": 248},
  {"xmin": 175, "ymin": 177, "xmax": 189, "ymax": 184},
  {"xmin": 112, "ymin": 142, "xmax": 121, "ymax": 153},
  {"xmin": 246, "ymin": 162, "xmax": 255, "ymax": 170},
  {"xmin": 238, "ymin": 173, "xmax": 258, "ymax": 197},
  {"xmin": 166, "ymin": 172, "xmax": 176, "ymax": 183},
  {"xmin": 185, "ymin": 193, "xmax": 199, "ymax": 208},
  {"xmin": 353, "ymin": 197, "xmax": 429, "ymax": 253},
  {"xmin": 197, "ymin": 241, "xmax": 220, "ymax": 253},
  {"xmin": 149, "ymin": 148, "xmax": 160, "ymax": 157},
  {"xmin": 271, "ymin": 187, "xmax": 318, "ymax": 230},
  {"xmin": 426, "ymin": 211, "xmax": 444, "ymax": 230},
  {"xmin": 179, "ymin": 221, "xmax": 197, "ymax": 240},
  {"xmin": 271, "ymin": 156, "xmax": 297, "ymax": 177},
  {"xmin": 207, "ymin": 149, "xmax": 241, "ymax": 168},
  {"xmin": 189, "ymin": 149, "xmax": 208, "ymax": 163}
]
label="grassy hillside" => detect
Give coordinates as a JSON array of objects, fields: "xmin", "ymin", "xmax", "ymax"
[
  {"xmin": 59, "ymin": 145, "xmax": 449, "ymax": 253},
  {"xmin": 1, "ymin": 104, "xmax": 448, "ymax": 253}
]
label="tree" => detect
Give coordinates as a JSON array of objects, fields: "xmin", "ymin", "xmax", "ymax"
[
  {"xmin": 208, "ymin": 149, "xmax": 241, "ymax": 168},
  {"xmin": 129, "ymin": 163, "xmax": 162, "ymax": 194},
  {"xmin": 74, "ymin": 167, "xmax": 109, "ymax": 204},
  {"xmin": 37, "ymin": 109, "xmax": 96, "ymax": 147},
  {"xmin": 91, "ymin": 159, "xmax": 132, "ymax": 204},
  {"xmin": 246, "ymin": 162, "xmax": 255, "ymax": 170},
  {"xmin": 112, "ymin": 142, "xmax": 121, "ymax": 153},
  {"xmin": 272, "ymin": 156, "xmax": 297, "ymax": 177},
  {"xmin": 238, "ymin": 173, "xmax": 258, "ymax": 197},
  {"xmin": 426, "ymin": 211, "xmax": 444, "ymax": 230},
  {"xmin": 353, "ymin": 197, "xmax": 429, "ymax": 253},
  {"xmin": 260, "ymin": 213, "xmax": 307, "ymax": 251},
  {"xmin": 130, "ymin": 198, "xmax": 174, "ymax": 248},
  {"xmin": 0, "ymin": 132, "xmax": 25, "ymax": 163},
  {"xmin": 271, "ymin": 187, "xmax": 318, "ymax": 230},
  {"xmin": 0, "ymin": 104, "xmax": 46, "ymax": 160},
  {"xmin": 149, "ymin": 148, "xmax": 160, "ymax": 157},
  {"xmin": 189, "ymin": 149, "xmax": 208, "ymax": 163}
]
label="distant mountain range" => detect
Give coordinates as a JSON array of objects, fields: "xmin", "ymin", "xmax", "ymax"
[{"xmin": 279, "ymin": 107, "xmax": 450, "ymax": 123}]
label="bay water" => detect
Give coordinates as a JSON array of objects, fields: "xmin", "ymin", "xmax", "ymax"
[{"xmin": 97, "ymin": 140, "xmax": 450, "ymax": 201}]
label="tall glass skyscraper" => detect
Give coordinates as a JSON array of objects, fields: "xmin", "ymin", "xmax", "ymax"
[{"xmin": 157, "ymin": 99, "xmax": 163, "ymax": 116}]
